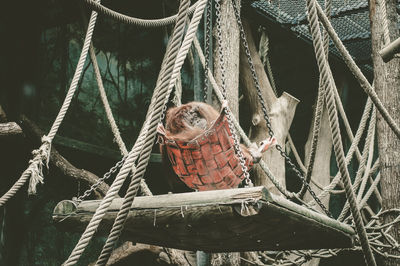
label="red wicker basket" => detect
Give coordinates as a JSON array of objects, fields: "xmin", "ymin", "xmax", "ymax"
[{"xmin": 157, "ymin": 110, "xmax": 253, "ymax": 191}]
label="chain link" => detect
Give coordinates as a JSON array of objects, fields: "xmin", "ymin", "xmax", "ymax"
[
  {"xmin": 215, "ymin": 0, "xmax": 252, "ymax": 187},
  {"xmin": 76, "ymin": 156, "xmax": 127, "ymax": 202},
  {"xmin": 230, "ymin": 0, "xmax": 332, "ymax": 217},
  {"xmin": 203, "ymin": 0, "xmax": 212, "ymax": 102}
]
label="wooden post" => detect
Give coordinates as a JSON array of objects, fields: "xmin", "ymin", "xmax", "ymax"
[
  {"xmin": 370, "ymin": 0, "xmax": 400, "ymax": 265},
  {"xmin": 211, "ymin": 0, "xmax": 241, "ymax": 265},
  {"xmin": 379, "ymin": 36, "xmax": 400, "ymax": 62},
  {"xmin": 52, "ymin": 186, "xmax": 356, "ymax": 251},
  {"xmin": 240, "ymin": 19, "xmax": 299, "ymax": 195}
]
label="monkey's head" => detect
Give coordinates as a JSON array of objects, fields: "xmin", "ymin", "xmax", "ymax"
[{"xmin": 164, "ymin": 102, "xmax": 220, "ymax": 142}]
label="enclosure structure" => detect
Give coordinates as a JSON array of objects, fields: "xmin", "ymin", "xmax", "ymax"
[
  {"xmin": 53, "ymin": 186, "xmax": 355, "ymax": 252},
  {"xmin": 0, "ymin": 0, "xmax": 399, "ymax": 265}
]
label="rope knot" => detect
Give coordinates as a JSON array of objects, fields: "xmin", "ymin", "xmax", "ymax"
[
  {"xmin": 40, "ymin": 135, "xmax": 52, "ymax": 167},
  {"xmin": 27, "ymin": 139, "xmax": 52, "ymax": 195},
  {"xmin": 304, "ymin": 252, "xmax": 312, "ymax": 261}
]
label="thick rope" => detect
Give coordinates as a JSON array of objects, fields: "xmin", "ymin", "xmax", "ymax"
[
  {"xmin": 377, "ymin": 0, "xmax": 391, "ymax": 46},
  {"xmin": 338, "ymin": 107, "xmax": 376, "ymax": 222},
  {"xmin": 94, "ymin": 0, "xmax": 196, "ymax": 264},
  {"xmin": 63, "ymin": 1, "xmax": 194, "ymax": 264},
  {"xmin": 0, "ymin": 4, "xmax": 99, "ymax": 205},
  {"xmin": 309, "ymin": 98, "xmax": 373, "ymax": 205},
  {"xmin": 315, "ymin": 2, "xmax": 400, "ymax": 140},
  {"xmin": 306, "ymin": 0, "xmax": 376, "ymax": 265},
  {"xmin": 89, "ymin": 45, "xmax": 152, "ymax": 196},
  {"xmin": 83, "ymin": 0, "xmax": 197, "ymax": 28},
  {"xmin": 258, "ymin": 28, "xmax": 278, "ymax": 96},
  {"xmin": 355, "ymin": 109, "xmax": 376, "ymax": 204},
  {"xmin": 298, "ymin": 0, "xmax": 331, "ymax": 199},
  {"xmin": 297, "ymin": 60, "xmax": 325, "ymax": 199},
  {"xmin": 89, "ymin": 46, "xmax": 128, "ymax": 156}
]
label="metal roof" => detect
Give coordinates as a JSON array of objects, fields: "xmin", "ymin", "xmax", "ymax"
[{"xmin": 249, "ymin": 0, "xmax": 400, "ymax": 72}]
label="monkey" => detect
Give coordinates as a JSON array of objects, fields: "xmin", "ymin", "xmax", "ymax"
[
  {"xmin": 158, "ymin": 101, "xmax": 275, "ymax": 192},
  {"xmin": 163, "ymin": 101, "xmax": 220, "ymax": 142}
]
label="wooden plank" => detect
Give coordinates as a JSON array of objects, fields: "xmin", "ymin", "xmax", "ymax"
[
  {"xmin": 53, "ymin": 186, "xmax": 355, "ymax": 252},
  {"xmin": 379, "ymin": 36, "xmax": 400, "ymax": 62},
  {"xmin": 269, "ymin": 193, "xmax": 354, "ymax": 235}
]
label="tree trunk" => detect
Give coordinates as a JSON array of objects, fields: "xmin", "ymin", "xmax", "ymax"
[
  {"xmin": 239, "ymin": 19, "xmax": 299, "ymax": 195},
  {"xmin": 211, "ymin": 0, "xmax": 241, "ymax": 265},
  {"xmin": 370, "ymin": 0, "xmax": 400, "ymax": 265}
]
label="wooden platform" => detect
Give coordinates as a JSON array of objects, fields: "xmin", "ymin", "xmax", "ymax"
[{"xmin": 53, "ymin": 186, "xmax": 355, "ymax": 252}]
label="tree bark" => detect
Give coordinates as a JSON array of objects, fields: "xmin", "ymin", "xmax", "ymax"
[
  {"xmin": 240, "ymin": 19, "xmax": 299, "ymax": 195},
  {"xmin": 370, "ymin": 0, "xmax": 400, "ymax": 265},
  {"xmin": 0, "ymin": 122, "xmax": 23, "ymax": 137},
  {"xmin": 211, "ymin": 0, "xmax": 241, "ymax": 265},
  {"xmin": 19, "ymin": 116, "xmax": 110, "ymax": 197},
  {"xmin": 212, "ymin": 0, "xmax": 240, "ymax": 116}
]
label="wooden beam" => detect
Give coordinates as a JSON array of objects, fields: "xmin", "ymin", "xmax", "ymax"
[
  {"xmin": 0, "ymin": 122, "xmax": 23, "ymax": 137},
  {"xmin": 379, "ymin": 36, "xmax": 400, "ymax": 62},
  {"xmin": 53, "ymin": 186, "xmax": 355, "ymax": 252}
]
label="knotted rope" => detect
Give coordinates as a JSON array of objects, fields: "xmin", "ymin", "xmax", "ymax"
[
  {"xmin": 63, "ymin": 0, "xmax": 198, "ymax": 264},
  {"xmin": 0, "ymin": 2, "xmax": 99, "ymax": 206}
]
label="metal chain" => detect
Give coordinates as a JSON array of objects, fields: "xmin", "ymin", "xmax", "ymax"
[
  {"xmin": 203, "ymin": 0, "xmax": 212, "ymax": 102},
  {"xmin": 76, "ymin": 156, "xmax": 127, "ymax": 202},
  {"xmin": 230, "ymin": 0, "xmax": 331, "ymax": 216},
  {"xmin": 215, "ymin": 0, "xmax": 252, "ymax": 187}
]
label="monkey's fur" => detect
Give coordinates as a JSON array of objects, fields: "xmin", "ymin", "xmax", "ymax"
[{"xmin": 164, "ymin": 102, "xmax": 220, "ymax": 141}]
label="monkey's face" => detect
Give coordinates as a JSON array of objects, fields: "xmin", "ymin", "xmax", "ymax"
[{"xmin": 182, "ymin": 106, "xmax": 208, "ymax": 130}]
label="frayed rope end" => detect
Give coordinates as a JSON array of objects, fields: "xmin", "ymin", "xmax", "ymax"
[{"xmin": 27, "ymin": 136, "xmax": 52, "ymax": 195}]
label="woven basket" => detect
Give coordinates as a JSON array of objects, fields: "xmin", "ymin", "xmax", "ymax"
[{"xmin": 158, "ymin": 110, "xmax": 253, "ymax": 191}]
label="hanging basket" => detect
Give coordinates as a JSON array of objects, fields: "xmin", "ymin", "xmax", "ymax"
[{"xmin": 157, "ymin": 108, "xmax": 253, "ymax": 191}]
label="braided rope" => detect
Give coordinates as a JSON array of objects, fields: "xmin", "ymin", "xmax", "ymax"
[
  {"xmin": 94, "ymin": 1, "xmax": 195, "ymax": 264},
  {"xmin": 0, "ymin": 5, "xmax": 99, "ymax": 205},
  {"xmin": 297, "ymin": 61, "xmax": 325, "ymax": 199},
  {"xmin": 83, "ymin": 0, "xmax": 197, "ymax": 28},
  {"xmin": 306, "ymin": 1, "xmax": 376, "ymax": 265},
  {"xmin": 298, "ymin": 0, "xmax": 331, "ymax": 199},
  {"xmin": 355, "ymin": 108, "xmax": 376, "ymax": 203},
  {"xmin": 338, "ymin": 107, "xmax": 376, "ymax": 222},
  {"xmin": 309, "ymin": 97, "xmax": 373, "ymax": 205},
  {"xmin": 90, "ymin": 45, "xmax": 128, "ymax": 156},
  {"xmin": 258, "ymin": 28, "xmax": 278, "ymax": 96},
  {"xmin": 315, "ymin": 2, "xmax": 400, "ymax": 140},
  {"xmin": 344, "ymin": 160, "xmax": 380, "ymax": 224},
  {"xmin": 89, "ymin": 45, "xmax": 152, "ymax": 196},
  {"xmin": 377, "ymin": 0, "xmax": 391, "ymax": 46},
  {"xmin": 63, "ymin": 1, "xmax": 195, "ymax": 264},
  {"xmin": 192, "ymin": 37, "xmax": 294, "ymax": 198}
]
